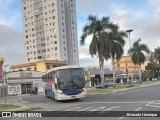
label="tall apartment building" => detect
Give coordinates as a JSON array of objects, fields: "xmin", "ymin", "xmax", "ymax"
[{"xmin": 21, "ymin": 0, "xmax": 79, "ymax": 65}]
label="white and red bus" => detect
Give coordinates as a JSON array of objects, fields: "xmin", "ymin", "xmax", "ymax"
[{"xmin": 42, "ymin": 66, "xmax": 86, "ymax": 101}]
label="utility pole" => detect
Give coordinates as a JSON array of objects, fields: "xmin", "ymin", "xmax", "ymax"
[
  {"xmin": 126, "ymin": 29, "xmax": 133, "ymax": 81},
  {"xmin": 4, "ymin": 64, "xmax": 9, "ymax": 104}
]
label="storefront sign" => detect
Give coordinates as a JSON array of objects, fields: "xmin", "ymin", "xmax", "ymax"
[{"xmin": 20, "ymin": 71, "xmax": 32, "ymax": 78}]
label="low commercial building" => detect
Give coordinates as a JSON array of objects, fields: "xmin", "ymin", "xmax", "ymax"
[
  {"xmin": 86, "ymin": 68, "xmax": 123, "ymax": 87},
  {"xmin": 7, "ymin": 70, "xmax": 45, "ymax": 95},
  {"xmin": 10, "ymin": 60, "xmax": 67, "ymax": 73},
  {"xmin": 113, "ymin": 55, "xmax": 150, "ymax": 76}
]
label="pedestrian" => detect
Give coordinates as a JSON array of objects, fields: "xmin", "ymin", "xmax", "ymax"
[
  {"xmin": 35, "ymin": 87, "xmax": 38, "ymax": 95},
  {"xmin": 30, "ymin": 87, "xmax": 35, "ymax": 96}
]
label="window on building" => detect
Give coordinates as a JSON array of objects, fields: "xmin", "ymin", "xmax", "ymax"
[
  {"xmin": 55, "ymin": 47, "xmax": 57, "ymax": 50},
  {"xmin": 47, "ymin": 65, "xmax": 50, "ymax": 69},
  {"xmin": 34, "ymin": 67, "xmax": 37, "ymax": 71},
  {"xmin": 54, "ymin": 41, "xmax": 57, "ymax": 44},
  {"xmin": 53, "ymin": 28, "xmax": 56, "ymax": 32},
  {"xmin": 26, "ymin": 68, "xmax": 31, "ymax": 70},
  {"xmin": 45, "ymin": 18, "xmax": 48, "ymax": 21},
  {"xmin": 117, "ymin": 64, "xmax": 120, "ymax": 68},
  {"xmin": 37, "ymin": 56, "xmax": 41, "ymax": 59},
  {"xmin": 52, "ymin": 9, "xmax": 55, "ymax": 13}
]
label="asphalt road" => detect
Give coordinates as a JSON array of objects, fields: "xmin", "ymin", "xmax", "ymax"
[{"xmin": 1, "ymin": 84, "xmax": 160, "ymax": 120}]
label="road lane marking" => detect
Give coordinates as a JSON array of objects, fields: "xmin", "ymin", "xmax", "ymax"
[
  {"xmin": 102, "ymin": 106, "xmax": 121, "ymax": 111},
  {"xmin": 92, "ymin": 101, "xmax": 151, "ymax": 104},
  {"xmin": 134, "ymin": 107, "xmax": 142, "ymax": 111},
  {"xmin": 64, "ymin": 107, "xmax": 82, "ymax": 111},
  {"xmin": 145, "ymin": 100, "xmax": 160, "ymax": 108},
  {"xmin": 118, "ymin": 117, "xmax": 124, "ymax": 120},
  {"xmin": 89, "ymin": 106, "xmax": 106, "ymax": 111},
  {"xmin": 146, "ymin": 104, "xmax": 160, "ymax": 108},
  {"xmin": 77, "ymin": 107, "xmax": 93, "ymax": 111}
]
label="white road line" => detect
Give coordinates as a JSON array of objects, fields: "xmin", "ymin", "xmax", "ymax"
[
  {"xmin": 134, "ymin": 107, "xmax": 142, "ymax": 111},
  {"xmin": 64, "ymin": 107, "xmax": 82, "ymax": 111},
  {"xmin": 145, "ymin": 100, "xmax": 160, "ymax": 108},
  {"xmin": 146, "ymin": 104, "xmax": 160, "ymax": 108},
  {"xmin": 89, "ymin": 106, "xmax": 106, "ymax": 111},
  {"xmin": 77, "ymin": 107, "xmax": 93, "ymax": 111},
  {"xmin": 102, "ymin": 106, "xmax": 121, "ymax": 111},
  {"xmin": 92, "ymin": 101, "xmax": 151, "ymax": 104},
  {"xmin": 118, "ymin": 117, "xmax": 124, "ymax": 120},
  {"xmin": 145, "ymin": 100, "xmax": 156, "ymax": 107}
]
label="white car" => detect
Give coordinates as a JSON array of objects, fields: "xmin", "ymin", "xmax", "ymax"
[{"xmin": 132, "ymin": 79, "xmax": 139, "ymax": 83}]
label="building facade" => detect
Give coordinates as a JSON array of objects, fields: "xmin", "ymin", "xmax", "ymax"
[
  {"xmin": 10, "ymin": 60, "xmax": 67, "ymax": 73},
  {"xmin": 113, "ymin": 55, "xmax": 150, "ymax": 74},
  {"xmin": 21, "ymin": 0, "xmax": 79, "ymax": 65},
  {"xmin": 7, "ymin": 71, "xmax": 45, "ymax": 95}
]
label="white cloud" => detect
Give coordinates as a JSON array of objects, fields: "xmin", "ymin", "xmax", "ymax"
[{"xmin": 0, "ymin": 24, "xmax": 24, "ymax": 66}]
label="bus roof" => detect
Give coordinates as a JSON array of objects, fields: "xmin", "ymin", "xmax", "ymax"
[{"xmin": 43, "ymin": 66, "xmax": 82, "ymax": 75}]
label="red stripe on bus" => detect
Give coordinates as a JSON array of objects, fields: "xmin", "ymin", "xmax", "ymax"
[{"xmin": 46, "ymin": 81, "xmax": 55, "ymax": 84}]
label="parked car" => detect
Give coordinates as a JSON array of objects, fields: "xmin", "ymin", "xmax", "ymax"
[
  {"xmin": 105, "ymin": 81, "xmax": 114, "ymax": 87},
  {"xmin": 132, "ymin": 79, "xmax": 139, "ymax": 83},
  {"xmin": 95, "ymin": 83, "xmax": 102, "ymax": 89},
  {"xmin": 126, "ymin": 80, "xmax": 132, "ymax": 84}
]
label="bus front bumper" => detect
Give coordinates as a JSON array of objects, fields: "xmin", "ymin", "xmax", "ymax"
[{"xmin": 57, "ymin": 92, "xmax": 86, "ymax": 100}]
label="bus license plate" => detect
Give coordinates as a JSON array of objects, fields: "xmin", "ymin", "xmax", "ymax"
[{"xmin": 71, "ymin": 96, "xmax": 76, "ymax": 98}]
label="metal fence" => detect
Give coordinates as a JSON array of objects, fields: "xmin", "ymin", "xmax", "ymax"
[{"xmin": 0, "ymin": 86, "xmax": 6, "ymax": 97}]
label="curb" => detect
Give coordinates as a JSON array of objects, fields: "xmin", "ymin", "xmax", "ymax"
[
  {"xmin": 6, "ymin": 106, "xmax": 42, "ymax": 111},
  {"xmin": 86, "ymin": 82, "xmax": 160, "ymax": 95}
]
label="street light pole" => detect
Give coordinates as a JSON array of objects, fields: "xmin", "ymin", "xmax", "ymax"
[
  {"xmin": 126, "ymin": 29, "xmax": 133, "ymax": 81},
  {"xmin": 4, "ymin": 64, "xmax": 9, "ymax": 104}
]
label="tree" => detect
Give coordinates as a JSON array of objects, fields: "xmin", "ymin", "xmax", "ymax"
[
  {"xmin": 128, "ymin": 39, "xmax": 150, "ymax": 83},
  {"xmin": 80, "ymin": 15, "xmax": 127, "ymax": 87},
  {"xmin": 150, "ymin": 47, "xmax": 160, "ymax": 64},
  {"xmin": 108, "ymin": 24, "xmax": 127, "ymax": 87}
]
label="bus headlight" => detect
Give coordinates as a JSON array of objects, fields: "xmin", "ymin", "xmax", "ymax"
[{"xmin": 58, "ymin": 90, "xmax": 63, "ymax": 94}]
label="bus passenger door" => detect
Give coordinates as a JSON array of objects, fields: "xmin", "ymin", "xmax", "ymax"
[{"xmin": 52, "ymin": 77, "xmax": 58, "ymax": 99}]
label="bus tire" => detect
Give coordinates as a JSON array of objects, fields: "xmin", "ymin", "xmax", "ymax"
[
  {"xmin": 75, "ymin": 98, "xmax": 80, "ymax": 101},
  {"xmin": 53, "ymin": 93, "xmax": 58, "ymax": 101}
]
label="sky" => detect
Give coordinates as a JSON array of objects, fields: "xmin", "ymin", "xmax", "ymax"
[{"xmin": 0, "ymin": 0, "xmax": 160, "ymax": 69}]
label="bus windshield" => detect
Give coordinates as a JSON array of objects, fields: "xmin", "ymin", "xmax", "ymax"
[{"xmin": 57, "ymin": 68, "xmax": 85, "ymax": 90}]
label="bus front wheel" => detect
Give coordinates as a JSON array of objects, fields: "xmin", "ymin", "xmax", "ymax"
[{"xmin": 53, "ymin": 93, "xmax": 59, "ymax": 102}]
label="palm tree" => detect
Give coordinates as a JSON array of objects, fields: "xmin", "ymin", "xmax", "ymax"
[
  {"xmin": 108, "ymin": 25, "xmax": 127, "ymax": 87},
  {"xmin": 150, "ymin": 47, "xmax": 160, "ymax": 64},
  {"xmin": 80, "ymin": 15, "xmax": 110, "ymax": 87},
  {"xmin": 128, "ymin": 39, "xmax": 150, "ymax": 83},
  {"xmin": 80, "ymin": 15, "xmax": 127, "ymax": 87}
]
